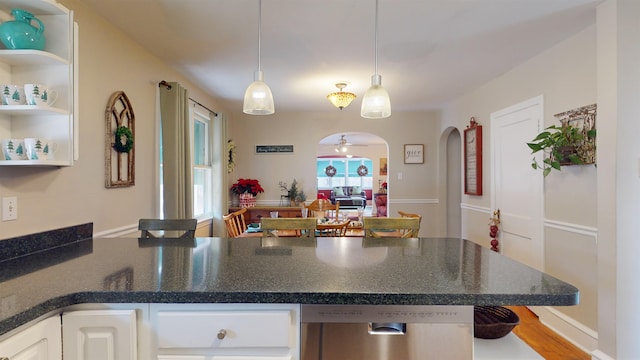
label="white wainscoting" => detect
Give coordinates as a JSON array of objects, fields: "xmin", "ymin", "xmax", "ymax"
[{"xmin": 462, "ymin": 204, "xmax": 599, "ymax": 355}]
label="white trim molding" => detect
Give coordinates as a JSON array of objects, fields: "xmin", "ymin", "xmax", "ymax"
[
  {"xmin": 460, "ymin": 203, "xmax": 491, "ymax": 214},
  {"xmin": 531, "ymin": 306, "xmax": 598, "ymax": 354},
  {"xmin": 388, "ymin": 198, "xmax": 438, "ymax": 205},
  {"xmin": 94, "ymin": 223, "xmax": 139, "ymax": 238},
  {"xmin": 544, "ymin": 219, "xmax": 598, "ymax": 238},
  {"xmin": 591, "ymin": 349, "xmax": 615, "ymax": 360}
]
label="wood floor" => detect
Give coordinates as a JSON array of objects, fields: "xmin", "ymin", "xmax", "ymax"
[{"xmin": 507, "ymin": 306, "xmax": 590, "ymax": 360}]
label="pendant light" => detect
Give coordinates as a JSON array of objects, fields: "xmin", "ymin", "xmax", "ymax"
[
  {"xmin": 243, "ymin": 0, "xmax": 275, "ymax": 115},
  {"xmin": 361, "ymin": 0, "xmax": 390, "ymax": 119}
]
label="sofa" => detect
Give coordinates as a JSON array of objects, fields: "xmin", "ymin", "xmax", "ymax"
[{"xmin": 329, "ymin": 186, "xmax": 367, "ymax": 208}]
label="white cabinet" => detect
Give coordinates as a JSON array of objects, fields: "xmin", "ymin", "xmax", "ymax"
[
  {"xmin": 151, "ymin": 304, "xmax": 300, "ymax": 360},
  {"xmin": 0, "ymin": 316, "xmax": 62, "ymax": 360},
  {"xmin": 0, "ymin": 0, "xmax": 77, "ymax": 166},
  {"xmin": 61, "ymin": 309, "xmax": 137, "ymax": 360}
]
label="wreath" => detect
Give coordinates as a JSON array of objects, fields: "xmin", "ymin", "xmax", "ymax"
[
  {"xmin": 325, "ymin": 165, "xmax": 337, "ymax": 177},
  {"xmin": 113, "ymin": 126, "xmax": 134, "ymax": 153},
  {"xmin": 357, "ymin": 165, "xmax": 369, "ymax": 176}
]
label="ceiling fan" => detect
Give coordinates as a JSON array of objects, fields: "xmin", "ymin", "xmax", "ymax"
[{"xmin": 335, "ymin": 134, "xmax": 367, "ymax": 153}]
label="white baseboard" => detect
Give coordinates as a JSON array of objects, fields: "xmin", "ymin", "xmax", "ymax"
[
  {"xmin": 591, "ymin": 349, "xmax": 615, "ymax": 360},
  {"xmin": 94, "ymin": 223, "xmax": 139, "ymax": 238},
  {"xmin": 531, "ymin": 306, "xmax": 597, "ymax": 355}
]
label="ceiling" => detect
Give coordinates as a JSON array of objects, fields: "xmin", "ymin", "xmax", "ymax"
[{"xmin": 80, "ymin": 0, "xmax": 601, "ymax": 115}]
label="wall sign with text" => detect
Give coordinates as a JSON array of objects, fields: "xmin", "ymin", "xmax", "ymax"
[
  {"xmin": 255, "ymin": 145, "xmax": 294, "ymax": 153},
  {"xmin": 404, "ymin": 144, "xmax": 424, "ymax": 164},
  {"xmin": 464, "ymin": 117, "xmax": 483, "ymax": 195}
]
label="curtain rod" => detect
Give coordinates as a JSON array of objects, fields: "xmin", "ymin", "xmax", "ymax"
[{"xmin": 159, "ymin": 80, "xmax": 218, "ymax": 117}]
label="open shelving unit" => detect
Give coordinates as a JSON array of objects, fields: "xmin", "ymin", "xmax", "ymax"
[{"xmin": 0, "ymin": 0, "xmax": 76, "ymax": 166}]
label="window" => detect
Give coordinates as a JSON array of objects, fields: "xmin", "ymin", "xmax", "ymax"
[
  {"xmin": 192, "ymin": 103, "xmax": 213, "ymax": 219},
  {"xmin": 317, "ymin": 157, "xmax": 373, "ymax": 189}
]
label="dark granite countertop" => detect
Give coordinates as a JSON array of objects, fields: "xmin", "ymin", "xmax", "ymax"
[{"xmin": 0, "ymin": 234, "xmax": 579, "ymax": 336}]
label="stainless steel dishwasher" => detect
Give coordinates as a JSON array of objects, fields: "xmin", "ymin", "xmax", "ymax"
[{"xmin": 301, "ymin": 304, "xmax": 473, "ymax": 360}]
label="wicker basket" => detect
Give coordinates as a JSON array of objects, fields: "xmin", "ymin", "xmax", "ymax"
[{"xmin": 474, "ymin": 306, "xmax": 520, "ymax": 339}]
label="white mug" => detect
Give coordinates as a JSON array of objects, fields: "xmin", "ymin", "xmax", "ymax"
[
  {"xmin": 24, "ymin": 138, "xmax": 57, "ymax": 160},
  {"xmin": 1, "ymin": 84, "xmax": 26, "ymax": 105},
  {"xmin": 1, "ymin": 138, "xmax": 27, "ymax": 160},
  {"xmin": 24, "ymin": 84, "xmax": 57, "ymax": 107}
]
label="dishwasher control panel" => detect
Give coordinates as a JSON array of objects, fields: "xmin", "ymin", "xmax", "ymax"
[{"xmin": 301, "ymin": 304, "xmax": 472, "ymax": 324}]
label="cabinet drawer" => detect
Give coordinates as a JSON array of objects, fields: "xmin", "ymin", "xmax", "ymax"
[{"xmin": 156, "ymin": 311, "xmax": 293, "ymax": 349}]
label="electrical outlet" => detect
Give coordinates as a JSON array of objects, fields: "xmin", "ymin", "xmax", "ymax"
[{"xmin": 2, "ymin": 197, "xmax": 17, "ymax": 221}]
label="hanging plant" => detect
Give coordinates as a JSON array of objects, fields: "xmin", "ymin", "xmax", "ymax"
[
  {"xmin": 527, "ymin": 124, "xmax": 596, "ymax": 177},
  {"xmin": 113, "ymin": 126, "xmax": 134, "ymax": 153},
  {"xmin": 227, "ymin": 139, "xmax": 236, "ymax": 173}
]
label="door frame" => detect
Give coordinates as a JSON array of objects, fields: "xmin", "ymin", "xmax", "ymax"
[{"xmin": 490, "ymin": 95, "xmax": 545, "ymax": 270}]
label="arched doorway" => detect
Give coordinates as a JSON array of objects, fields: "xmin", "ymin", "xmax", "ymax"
[
  {"xmin": 439, "ymin": 127, "xmax": 462, "ymax": 237},
  {"xmin": 317, "ymin": 132, "xmax": 388, "ymax": 216}
]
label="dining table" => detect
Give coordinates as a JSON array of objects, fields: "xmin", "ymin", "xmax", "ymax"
[{"xmin": 239, "ymin": 219, "xmax": 403, "ymax": 238}]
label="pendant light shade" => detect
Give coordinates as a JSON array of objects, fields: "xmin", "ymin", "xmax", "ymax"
[
  {"xmin": 361, "ymin": 74, "xmax": 391, "ymax": 118},
  {"xmin": 243, "ymin": 70, "xmax": 274, "ymax": 115},
  {"xmin": 361, "ymin": 0, "xmax": 390, "ymax": 119},
  {"xmin": 243, "ymin": 0, "xmax": 274, "ymax": 115}
]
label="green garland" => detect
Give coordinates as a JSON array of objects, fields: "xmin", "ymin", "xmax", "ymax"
[{"xmin": 114, "ymin": 126, "xmax": 134, "ymax": 153}]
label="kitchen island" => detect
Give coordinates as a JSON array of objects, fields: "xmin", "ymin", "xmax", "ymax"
[{"xmin": 0, "ymin": 235, "xmax": 578, "ymax": 337}]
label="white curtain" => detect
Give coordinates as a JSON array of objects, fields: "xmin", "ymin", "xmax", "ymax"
[
  {"xmin": 159, "ymin": 82, "xmax": 193, "ymax": 219},
  {"xmin": 211, "ymin": 112, "xmax": 228, "ymax": 236}
]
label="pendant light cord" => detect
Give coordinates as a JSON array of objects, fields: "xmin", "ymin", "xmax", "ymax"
[
  {"xmin": 258, "ymin": 0, "xmax": 263, "ymax": 73},
  {"xmin": 374, "ymin": 0, "xmax": 379, "ymax": 76}
]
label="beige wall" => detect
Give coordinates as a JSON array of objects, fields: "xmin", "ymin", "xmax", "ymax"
[
  {"xmin": 0, "ymin": 0, "xmax": 224, "ymax": 239},
  {"xmin": 441, "ymin": 25, "xmax": 598, "ymax": 349}
]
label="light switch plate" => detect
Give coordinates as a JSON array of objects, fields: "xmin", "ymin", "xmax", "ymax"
[{"xmin": 2, "ymin": 197, "xmax": 17, "ymax": 221}]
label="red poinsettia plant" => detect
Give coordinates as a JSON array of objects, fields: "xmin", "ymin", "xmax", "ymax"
[
  {"xmin": 382, "ymin": 181, "xmax": 388, "ymax": 190},
  {"xmin": 230, "ymin": 178, "xmax": 264, "ymax": 196}
]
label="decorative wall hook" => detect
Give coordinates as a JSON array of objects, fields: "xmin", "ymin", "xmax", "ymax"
[{"xmin": 489, "ymin": 209, "xmax": 500, "ymax": 252}]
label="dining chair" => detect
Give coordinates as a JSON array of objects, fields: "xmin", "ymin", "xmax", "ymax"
[
  {"xmin": 223, "ymin": 207, "xmax": 248, "ymax": 237},
  {"xmin": 260, "ymin": 218, "xmax": 317, "ymax": 237},
  {"xmin": 363, "ymin": 217, "xmax": 421, "ymax": 238},
  {"xmin": 316, "ymin": 219, "xmax": 351, "ymax": 237},
  {"xmin": 138, "ymin": 218, "xmax": 197, "ymax": 238},
  {"xmin": 398, "ymin": 210, "xmax": 423, "ymax": 227},
  {"xmin": 304, "ymin": 199, "xmax": 340, "ymax": 220}
]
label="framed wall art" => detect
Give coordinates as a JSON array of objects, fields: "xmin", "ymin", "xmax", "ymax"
[
  {"xmin": 404, "ymin": 144, "xmax": 424, "ymax": 164},
  {"xmin": 105, "ymin": 91, "xmax": 135, "ymax": 188},
  {"xmin": 379, "ymin": 157, "xmax": 388, "ymax": 175},
  {"xmin": 464, "ymin": 117, "xmax": 483, "ymax": 195}
]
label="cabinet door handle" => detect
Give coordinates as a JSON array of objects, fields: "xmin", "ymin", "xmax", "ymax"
[{"xmin": 217, "ymin": 329, "xmax": 227, "ymax": 339}]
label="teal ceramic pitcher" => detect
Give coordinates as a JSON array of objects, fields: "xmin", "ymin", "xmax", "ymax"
[{"xmin": 0, "ymin": 9, "xmax": 45, "ymax": 50}]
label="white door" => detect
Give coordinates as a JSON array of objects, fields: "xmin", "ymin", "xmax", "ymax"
[
  {"xmin": 491, "ymin": 96, "xmax": 544, "ymax": 270},
  {"xmin": 62, "ymin": 310, "xmax": 137, "ymax": 360}
]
